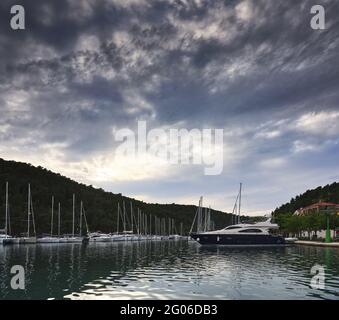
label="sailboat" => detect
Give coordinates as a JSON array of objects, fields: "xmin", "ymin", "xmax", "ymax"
[
  {"xmin": 1, "ymin": 182, "xmax": 14, "ymax": 244},
  {"xmin": 19, "ymin": 184, "xmax": 37, "ymax": 244},
  {"xmin": 121, "ymin": 201, "xmax": 134, "ymax": 241},
  {"xmin": 111, "ymin": 202, "xmax": 125, "ymax": 241},
  {"xmin": 126, "ymin": 202, "xmax": 139, "ymax": 241},
  {"xmin": 37, "ymin": 196, "xmax": 60, "ymax": 243},
  {"xmin": 190, "ymin": 183, "xmax": 286, "ymax": 246},
  {"xmin": 111, "ymin": 201, "xmax": 135, "ymax": 241},
  {"xmin": 63, "ymin": 194, "xmax": 83, "ymax": 243},
  {"xmin": 2, "ymin": 182, "xmax": 20, "ymax": 245},
  {"xmin": 84, "ymin": 202, "xmax": 110, "ymax": 242}
]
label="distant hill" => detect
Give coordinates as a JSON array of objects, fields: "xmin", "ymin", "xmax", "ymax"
[
  {"xmin": 0, "ymin": 158, "xmax": 235, "ymax": 236},
  {"xmin": 272, "ymin": 182, "xmax": 339, "ymax": 216}
]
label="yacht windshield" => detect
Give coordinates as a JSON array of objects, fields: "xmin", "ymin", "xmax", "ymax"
[
  {"xmin": 239, "ymin": 229, "xmax": 263, "ymax": 233},
  {"xmin": 224, "ymin": 226, "xmax": 242, "ymax": 230}
]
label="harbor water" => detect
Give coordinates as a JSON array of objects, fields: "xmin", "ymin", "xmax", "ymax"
[{"xmin": 0, "ymin": 241, "xmax": 338, "ymax": 300}]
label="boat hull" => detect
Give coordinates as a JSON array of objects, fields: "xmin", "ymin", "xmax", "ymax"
[
  {"xmin": 190, "ymin": 233, "xmax": 286, "ymax": 246},
  {"xmin": 111, "ymin": 235, "xmax": 126, "ymax": 241},
  {"xmin": 2, "ymin": 237, "xmax": 19, "ymax": 245},
  {"xmin": 64, "ymin": 237, "xmax": 84, "ymax": 243},
  {"xmin": 19, "ymin": 237, "xmax": 37, "ymax": 244},
  {"xmin": 58, "ymin": 237, "xmax": 84, "ymax": 243},
  {"xmin": 37, "ymin": 237, "xmax": 60, "ymax": 243},
  {"xmin": 89, "ymin": 236, "xmax": 112, "ymax": 242},
  {"xmin": 5, "ymin": 238, "xmax": 20, "ymax": 245}
]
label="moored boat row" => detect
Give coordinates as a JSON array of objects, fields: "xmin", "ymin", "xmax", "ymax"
[
  {"xmin": 0, "ymin": 181, "xmax": 189, "ymax": 246},
  {"xmin": 87, "ymin": 233, "xmax": 187, "ymax": 243}
]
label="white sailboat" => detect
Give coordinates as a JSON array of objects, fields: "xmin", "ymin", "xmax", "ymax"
[
  {"xmin": 109, "ymin": 203, "xmax": 125, "ymax": 241},
  {"xmin": 20, "ymin": 184, "xmax": 37, "ymax": 244},
  {"xmin": 64, "ymin": 194, "xmax": 83, "ymax": 243},
  {"xmin": 37, "ymin": 196, "xmax": 60, "ymax": 243},
  {"xmin": 88, "ymin": 231, "xmax": 112, "ymax": 242},
  {"xmin": 111, "ymin": 201, "xmax": 134, "ymax": 241},
  {"xmin": 0, "ymin": 182, "xmax": 15, "ymax": 245}
]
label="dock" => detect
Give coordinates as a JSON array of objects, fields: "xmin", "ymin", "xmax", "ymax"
[{"xmin": 295, "ymin": 240, "xmax": 339, "ymax": 248}]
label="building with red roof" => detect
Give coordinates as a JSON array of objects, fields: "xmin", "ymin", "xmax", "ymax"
[{"xmin": 294, "ymin": 201, "xmax": 339, "ymax": 216}]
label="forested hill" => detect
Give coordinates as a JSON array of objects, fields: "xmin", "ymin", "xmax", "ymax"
[
  {"xmin": 272, "ymin": 182, "xmax": 339, "ymax": 216},
  {"xmin": 0, "ymin": 158, "xmax": 234, "ymax": 236}
]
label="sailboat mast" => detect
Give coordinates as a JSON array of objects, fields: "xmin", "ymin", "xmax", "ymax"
[
  {"xmin": 139, "ymin": 210, "xmax": 141, "ymax": 235},
  {"xmin": 134, "ymin": 208, "xmax": 139, "ymax": 235},
  {"xmin": 30, "ymin": 190, "xmax": 36, "ymax": 237},
  {"xmin": 51, "ymin": 196, "xmax": 54, "ymax": 236},
  {"xmin": 83, "ymin": 206, "xmax": 90, "ymax": 235},
  {"xmin": 238, "ymin": 183, "xmax": 242, "ymax": 224},
  {"xmin": 123, "ymin": 201, "xmax": 126, "ymax": 232},
  {"xmin": 198, "ymin": 196, "xmax": 203, "ymax": 232},
  {"xmin": 117, "ymin": 203, "xmax": 120, "ymax": 234},
  {"xmin": 196, "ymin": 203, "xmax": 199, "ymax": 233},
  {"xmin": 137, "ymin": 208, "xmax": 139, "ymax": 235},
  {"xmin": 79, "ymin": 201, "xmax": 83, "ymax": 236},
  {"xmin": 155, "ymin": 216, "xmax": 157, "ymax": 235},
  {"xmin": 72, "ymin": 193, "xmax": 75, "ymax": 237},
  {"xmin": 27, "ymin": 183, "xmax": 30, "ymax": 238},
  {"xmin": 58, "ymin": 202, "xmax": 61, "ymax": 237},
  {"xmin": 130, "ymin": 202, "xmax": 133, "ymax": 233},
  {"xmin": 5, "ymin": 182, "xmax": 8, "ymax": 236},
  {"xmin": 141, "ymin": 213, "xmax": 144, "ymax": 235}
]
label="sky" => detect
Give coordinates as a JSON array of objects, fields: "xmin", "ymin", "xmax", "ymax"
[{"xmin": 0, "ymin": 0, "xmax": 338, "ymax": 215}]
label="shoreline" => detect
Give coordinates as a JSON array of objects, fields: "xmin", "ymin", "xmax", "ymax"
[{"xmin": 295, "ymin": 240, "xmax": 339, "ymax": 248}]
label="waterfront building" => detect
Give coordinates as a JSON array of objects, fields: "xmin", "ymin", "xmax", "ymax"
[
  {"xmin": 293, "ymin": 201, "xmax": 339, "ymax": 239},
  {"xmin": 294, "ymin": 201, "xmax": 339, "ymax": 216}
]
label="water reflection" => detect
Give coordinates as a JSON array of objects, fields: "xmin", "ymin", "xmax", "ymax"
[{"xmin": 0, "ymin": 242, "xmax": 338, "ymax": 300}]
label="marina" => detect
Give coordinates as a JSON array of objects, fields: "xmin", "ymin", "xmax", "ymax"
[
  {"xmin": 0, "ymin": 240, "xmax": 338, "ymax": 300},
  {"xmin": 0, "ymin": 180, "xmax": 337, "ymax": 300},
  {"xmin": 0, "ymin": 179, "xmax": 338, "ymax": 301},
  {"xmin": 1, "ymin": 0, "xmax": 339, "ymax": 306}
]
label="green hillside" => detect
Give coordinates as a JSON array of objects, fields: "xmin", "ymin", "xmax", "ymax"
[
  {"xmin": 0, "ymin": 158, "xmax": 235, "ymax": 236},
  {"xmin": 272, "ymin": 183, "xmax": 339, "ymax": 237},
  {"xmin": 272, "ymin": 182, "xmax": 339, "ymax": 216}
]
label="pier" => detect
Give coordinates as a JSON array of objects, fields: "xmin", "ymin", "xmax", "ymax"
[{"xmin": 295, "ymin": 240, "xmax": 339, "ymax": 248}]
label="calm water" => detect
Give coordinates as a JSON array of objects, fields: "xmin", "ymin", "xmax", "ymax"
[{"xmin": 0, "ymin": 241, "xmax": 338, "ymax": 300}]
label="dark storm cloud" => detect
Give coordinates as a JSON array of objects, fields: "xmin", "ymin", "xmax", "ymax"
[
  {"xmin": 0, "ymin": 0, "xmax": 125, "ymax": 57},
  {"xmin": 1, "ymin": 0, "xmax": 338, "ymax": 133}
]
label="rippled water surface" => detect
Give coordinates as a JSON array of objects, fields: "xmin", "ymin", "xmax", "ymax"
[{"xmin": 0, "ymin": 241, "xmax": 338, "ymax": 300}]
